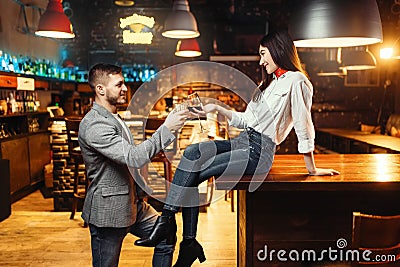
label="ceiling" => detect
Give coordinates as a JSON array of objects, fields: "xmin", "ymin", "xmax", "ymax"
[
  {"xmin": 126, "ymin": 0, "xmax": 289, "ymax": 55},
  {"xmin": 87, "ymin": 0, "xmax": 289, "ymax": 38},
  {"xmin": 58, "ymin": 0, "xmax": 399, "ymax": 69},
  {"xmin": 66, "ymin": 0, "xmax": 291, "ymax": 66}
]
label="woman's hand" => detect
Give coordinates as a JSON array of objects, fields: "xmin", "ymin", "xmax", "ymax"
[
  {"xmin": 188, "ymin": 103, "xmax": 217, "ymax": 117},
  {"xmin": 303, "ymin": 152, "xmax": 340, "ymax": 176},
  {"xmin": 308, "ymin": 168, "xmax": 340, "ymax": 176},
  {"xmin": 190, "ymin": 103, "xmax": 233, "ymax": 121},
  {"xmin": 202, "ymin": 104, "xmax": 218, "ymax": 113}
]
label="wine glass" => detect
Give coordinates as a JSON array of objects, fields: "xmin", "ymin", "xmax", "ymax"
[{"xmin": 187, "ymin": 92, "xmax": 207, "ymax": 133}]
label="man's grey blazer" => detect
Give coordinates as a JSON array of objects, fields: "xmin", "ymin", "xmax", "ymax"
[{"xmin": 78, "ymin": 102, "xmax": 175, "ymax": 227}]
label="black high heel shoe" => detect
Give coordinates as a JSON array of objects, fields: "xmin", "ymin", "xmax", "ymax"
[
  {"xmin": 134, "ymin": 215, "xmax": 177, "ymax": 247},
  {"xmin": 173, "ymin": 239, "xmax": 206, "ymax": 267}
]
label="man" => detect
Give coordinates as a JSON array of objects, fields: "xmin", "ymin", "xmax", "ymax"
[{"xmin": 78, "ymin": 63, "xmax": 188, "ymax": 267}]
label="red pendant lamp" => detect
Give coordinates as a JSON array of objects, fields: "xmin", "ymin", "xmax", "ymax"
[
  {"xmin": 35, "ymin": 0, "xmax": 75, "ymax": 39},
  {"xmin": 175, "ymin": 38, "xmax": 202, "ymax": 57}
]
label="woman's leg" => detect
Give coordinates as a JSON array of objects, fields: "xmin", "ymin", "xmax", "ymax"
[
  {"xmin": 173, "ymin": 139, "xmax": 260, "ymax": 266},
  {"xmin": 178, "ymin": 140, "xmax": 258, "ymax": 239},
  {"xmin": 164, "ymin": 140, "xmax": 233, "ymax": 212},
  {"xmin": 135, "ymin": 140, "xmax": 233, "ymax": 248},
  {"xmin": 135, "ymin": 136, "xmax": 258, "ymax": 248},
  {"xmin": 164, "ymin": 140, "xmax": 234, "ymax": 239}
]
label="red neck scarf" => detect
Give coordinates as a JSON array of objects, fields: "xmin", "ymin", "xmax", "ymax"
[{"xmin": 274, "ymin": 68, "xmax": 288, "ymax": 78}]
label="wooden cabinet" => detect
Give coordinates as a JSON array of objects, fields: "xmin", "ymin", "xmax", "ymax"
[
  {"xmin": 77, "ymin": 83, "xmax": 92, "ymax": 93},
  {"xmin": 0, "ymin": 159, "xmax": 10, "ymax": 221},
  {"xmin": 50, "ymin": 80, "xmax": 75, "ymax": 91},
  {"xmin": 0, "ymin": 73, "xmax": 46, "ymax": 89},
  {"xmin": 1, "ymin": 137, "xmax": 30, "ymax": 194},
  {"xmin": 35, "ymin": 80, "xmax": 49, "ymax": 89},
  {"xmin": 28, "ymin": 133, "xmax": 51, "ymax": 183},
  {"xmin": 0, "ymin": 74, "xmax": 17, "ymax": 88},
  {"xmin": 0, "ymin": 112, "xmax": 50, "ymax": 201}
]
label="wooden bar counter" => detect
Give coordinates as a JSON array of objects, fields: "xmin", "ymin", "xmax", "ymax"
[
  {"xmin": 215, "ymin": 154, "xmax": 400, "ymax": 266},
  {"xmin": 316, "ymin": 128, "xmax": 400, "ymax": 153}
]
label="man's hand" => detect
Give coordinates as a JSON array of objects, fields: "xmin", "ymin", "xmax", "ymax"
[{"xmin": 163, "ymin": 109, "xmax": 189, "ymax": 132}]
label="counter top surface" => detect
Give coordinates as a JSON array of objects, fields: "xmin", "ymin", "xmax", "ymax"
[
  {"xmin": 317, "ymin": 128, "xmax": 400, "ymax": 152},
  {"xmin": 215, "ymin": 154, "xmax": 400, "ymax": 191}
]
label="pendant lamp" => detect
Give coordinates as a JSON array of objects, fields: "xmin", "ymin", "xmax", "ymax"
[
  {"xmin": 317, "ymin": 61, "xmax": 347, "ymax": 76},
  {"xmin": 175, "ymin": 38, "xmax": 202, "ymax": 57},
  {"xmin": 317, "ymin": 48, "xmax": 346, "ymax": 76},
  {"xmin": 340, "ymin": 47, "xmax": 377, "ymax": 70},
  {"xmin": 35, "ymin": 0, "xmax": 75, "ymax": 39},
  {"xmin": 289, "ymin": 0, "xmax": 382, "ymax": 47},
  {"xmin": 162, "ymin": 0, "xmax": 200, "ymax": 39},
  {"xmin": 114, "ymin": 0, "xmax": 135, "ymax": 7}
]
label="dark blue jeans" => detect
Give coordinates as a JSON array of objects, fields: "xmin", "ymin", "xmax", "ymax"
[
  {"xmin": 164, "ymin": 127, "xmax": 276, "ymax": 238},
  {"xmin": 89, "ymin": 200, "xmax": 174, "ymax": 267}
]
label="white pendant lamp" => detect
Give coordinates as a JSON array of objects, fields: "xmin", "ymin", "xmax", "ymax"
[
  {"xmin": 317, "ymin": 48, "xmax": 346, "ymax": 76},
  {"xmin": 162, "ymin": 0, "xmax": 200, "ymax": 39},
  {"xmin": 289, "ymin": 0, "xmax": 382, "ymax": 47},
  {"xmin": 340, "ymin": 47, "xmax": 377, "ymax": 70}
]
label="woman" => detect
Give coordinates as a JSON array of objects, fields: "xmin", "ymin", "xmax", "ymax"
[{"xmin": 135, "ymin": 29, "xmax": 340, "ymax": 266}]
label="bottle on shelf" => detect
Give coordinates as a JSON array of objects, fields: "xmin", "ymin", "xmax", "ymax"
[
  {"xmin": 8, "ymin": 92, "xmax": 16, "ymax": 114},
  {"xmin": 6, "ymin": 97, "xmax": 12, "ymax": 115},
  {"xmin": 15, "ymin": 91, "xmax": 23, "ymax": 113},
  {"xmin": 14, "ymin": 90, "xmax": 36, "ymax": 113},
  {"xmin": 26, "ymin": 91, "xmax": 35, "ymax": 112},
  {"xmin": 0, "ymin": 90, "xmax": 7, "ymax": 115},
  {"xmin": 1, "ymin": 51, "xmax": 8, "ymax": 71}
]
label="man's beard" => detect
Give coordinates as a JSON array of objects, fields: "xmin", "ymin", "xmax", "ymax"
[{"xmin": 107, "ymin": 94, "xmax": 125, "ymax": 105}]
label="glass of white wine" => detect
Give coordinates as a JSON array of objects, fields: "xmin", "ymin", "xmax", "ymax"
[{"xmin": 187, "ymin": 92, "xmax": 207, "ymax": 133}]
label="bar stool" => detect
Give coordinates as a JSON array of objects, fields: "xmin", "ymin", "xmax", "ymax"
[
  {"xmin": 65, "ymin": 117, "xmax": 88, "ymax": 227},
  {"xmin": 225, "ymin": 190, "xmax": 234, "ymax": 212},
  {"xmin": 352, "ymin": 212, "xmax": 400, "ymax": 266}
]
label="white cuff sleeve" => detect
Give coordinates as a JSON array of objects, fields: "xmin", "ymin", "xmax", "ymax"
[
  {"xmin": 298, "ymin": 139, "xmax": 314, "ymax": 154},
  {"xmin": 228, "ymin": 112, "xmax": 242, "ymax": 128}
]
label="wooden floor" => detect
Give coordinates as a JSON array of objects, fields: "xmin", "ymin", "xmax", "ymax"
[{"xmin": 0, "ymin": 189, "xmax": 236, "ymax": 267}]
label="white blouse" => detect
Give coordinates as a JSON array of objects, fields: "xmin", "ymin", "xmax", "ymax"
[{"xmin": 229, "ymin": 71, "xmax": 315, "ymax": 154}]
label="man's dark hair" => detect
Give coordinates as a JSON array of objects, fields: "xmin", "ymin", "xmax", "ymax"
[{"xmin": 88, "ymin": 63, "xmax": 122, "ymax": 90}]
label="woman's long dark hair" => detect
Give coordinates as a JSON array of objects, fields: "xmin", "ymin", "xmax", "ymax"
[{"xmin": 253, "ymin": 30, "xmax": 308, "ymax": 101}]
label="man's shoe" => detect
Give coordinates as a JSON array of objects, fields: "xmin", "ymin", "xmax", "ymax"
[{"xmin": 134, "ymin": 215, "xmax": 176, "ymax": 247}]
